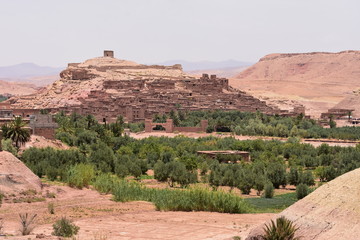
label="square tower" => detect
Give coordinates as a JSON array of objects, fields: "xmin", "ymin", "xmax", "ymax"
[{"xmin": 104, "ymin": 50, "xmax": 114, "ymax": 58}]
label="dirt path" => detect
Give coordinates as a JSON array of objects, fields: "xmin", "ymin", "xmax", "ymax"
[{"xmin": 0, "ymin": 184, "xmax": 273, "ymax": 240}]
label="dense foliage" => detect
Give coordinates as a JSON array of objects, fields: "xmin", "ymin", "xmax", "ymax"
[
  {"xmin": 111, "ymin": 179, "xmax": 251, "ymax": 214},
  {"xmin": 16, "ymin": 112, "xmax": 360, "ymax": 214},
  {"xmin": 161, "ymin": 110, "xmax": 360, "ymax": 140},
  {"xmin": 21, "ymin": 113, "xmax": 360, "ymax": 196}
]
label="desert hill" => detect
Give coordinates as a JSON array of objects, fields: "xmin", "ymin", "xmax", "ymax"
[
  {"xmin": 231, "ymin": 51, "xmax": 360, "ymax": 118},
  {"xmin": 247, "ymin": 167, "xmax": 360, "ymax": 240},
  {"xmin": 0, "ymin": 79, "xmax": 39, "ymax": 96},
  {"xmin": 7, "ymin": 52, "xmax": 280, "ymax": 122}
]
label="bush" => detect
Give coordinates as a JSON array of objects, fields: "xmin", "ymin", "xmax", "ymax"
[
  {"xmin": 264, "ymin": 182, "xmax": 274, "ymax": 199},
  {"xmin": 1, "ymin": 139, "xmax": 18, "ymax": 156},
  {"xmin": 0, "ymin": 192, "xmax": 3, "ymax": 206},
  {"xmin": 66, "ymin": 163, "xmax": 95, "ymax": 189},
  {"xmin": 262, "ymin": 216, "xmax": 300, "ymax": 240},
  {"xmin": 296, "ymin": 184, "xmax": 309, "ymax": 200},
  {"xmin": 19, "ymin": 213, "xmax": 37, "ymax": 235},
  {"xmin": 48, "ymin": 203, "xmax": 55, "ymax": 214},
  {"xmin": 52, "ymin": 217, "xmax": 79, "ymax": 237},
  {"xmin": 92, "ymin": 173, "xmax": 117, "ymax": 194}
]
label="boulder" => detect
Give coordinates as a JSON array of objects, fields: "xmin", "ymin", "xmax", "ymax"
[{"xmin": 0, "ymin": 151, "xmax": 42, "ymax": 194}]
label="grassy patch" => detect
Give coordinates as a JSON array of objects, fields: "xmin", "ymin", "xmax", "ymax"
[
  {"xmin": 140, "ymin": 175, "xmax": 154, "ymax": 180},
  {"xmin": 13, "ymin": 197, "xmax": 46, "ymax": 204},
  {"xmin": 112, "ymin": 180, "xmax": 251, "ymax": 214},
  {"xmin": 244, "ymin": 193, "xmax": 298, "ymax": 213}
]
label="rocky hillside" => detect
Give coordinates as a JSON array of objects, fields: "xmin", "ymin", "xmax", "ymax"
[
  {"xmin": 0, "ymin": 79, "xmax": 39, "ymax": 96},
  {"xmin": 8, "ymin": 57, "xmax": 189, "ymax": 109},
  {"xmin": 231, "ymin": 51, "xmax": 360, "ymax": 118},
  {"xmin": 247, "ymin": 167, "xmax": 360, "ymax": 240},
  {"xmin": 7, "ymin": 54, "xmax": 280, "ymax": 122}
]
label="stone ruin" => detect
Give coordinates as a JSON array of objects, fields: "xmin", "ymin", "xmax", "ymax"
[
  {"xmin": 29, "ymin": 114, "xmax": 58, "ymax": 139},
  {"xmin": 104, "ymin": 50, "xmax": 114, "ymax": 58}
]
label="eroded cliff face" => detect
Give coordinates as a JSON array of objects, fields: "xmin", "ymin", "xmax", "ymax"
[
  {"xmin": 7, "ymin": 55, "xmax": 280, "ymax": 122},
  {"xmin": 231, "ymin": 51, "xmax": 360, "ymax": 118}
]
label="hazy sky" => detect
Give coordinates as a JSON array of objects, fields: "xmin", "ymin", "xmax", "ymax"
[{"xmin": 0, "ymin": 0, "xmax": 359, "ymax": 67}]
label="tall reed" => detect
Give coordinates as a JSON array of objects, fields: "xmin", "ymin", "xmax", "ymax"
[{"xmin": 111, "ymin": 180, "xmax": 250, "ymax": 214}]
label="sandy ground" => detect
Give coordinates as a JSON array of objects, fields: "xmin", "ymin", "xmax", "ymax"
[
  {"xmin": 129, "ymin": 132, "xmax": 358, "ymax": 148},
  {"xmin": 21, "ymin": 135, "xmax": 70, "ymax": 151},
  {"xmin": 0, "ymin": 184, "xmax": 274, "ymax": 240}
]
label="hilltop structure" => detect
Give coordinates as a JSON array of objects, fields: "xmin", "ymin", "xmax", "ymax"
[{"xmin": 2, "ymin": 51, "xmax": 299, "ymax": 123}]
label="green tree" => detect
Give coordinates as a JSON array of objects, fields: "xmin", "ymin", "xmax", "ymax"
[
  {"xmin": 287, "ymin": 167, "xmax": 300, "ymax": 186},
  {"xmin": 85, "ymin": 114, "xmax": 96, "ymax": 129},
  {"xmin": 264, "ymin": 182, "xmax": 274, "ymax": 198},
  {"xmin": 253, "ymin": 174, "xmax": 266, "ymax": 196},
  {"xmin": 237, "ymin": 169, "xmax": 254, "ymax": 195},
  {"xmin": 209, "ymin": 162, "xmax": 223, "ymax": 190},
  {"xmin": 2, "ymin": 117, "xmax": 31, "ymax": 148},
  {"xmin": 266, "ymin": 161, "xmax": 287, "ymax": 189},
  {"xmin": 329, "ymin": 115, "xmax": 336, "ymax": 128},
  {"xmin": 296, "ymin": 183, "xmax": 309, "ymax": 200},
  {"xmin": 222, "ymin": 169, "xmax": 236, "ymax": 192}
]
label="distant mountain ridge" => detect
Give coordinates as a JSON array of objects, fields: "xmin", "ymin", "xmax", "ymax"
[
  {"xmin": 156, "ymin": 59, "xmax": 253, "ymax": 71},
  {"xmin": 0, "ymin": 63, "xmax": 63, "ymax": 79},
  {"xmin": 0, "ymin": 63, "xmax": 63, "ymax": 87}
]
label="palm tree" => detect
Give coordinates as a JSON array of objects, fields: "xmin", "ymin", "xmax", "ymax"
[
  {"xmin": 261, "ymin": 216, "xmax": 301, "ymax": 240},
  {"xmin": 4, "ymin": 116, "xmax": 31, "ymax": 149}
]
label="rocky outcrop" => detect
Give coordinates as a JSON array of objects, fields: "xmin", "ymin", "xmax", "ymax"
[
  {"xmin": 246, "ymin": 167, "xmax": 360, "ymax": 240},
  {"xmin": 0, "ymin": 151, "xmax": 42, "ymax": 194},
  {"xmin": 6, "ymin": 53, "xmax": 282, "ymax": 122}
]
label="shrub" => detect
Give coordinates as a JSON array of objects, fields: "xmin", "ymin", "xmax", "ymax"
[
  {"xmin": 262, "ymin": 216, "xmax": 300, "ymax": 240},
  {"xmin": 1, "ymin": 139, "xmax": 18, "ymax": 156},
  {"xmin": 55, "ymin": 132, "xmax": 76, "ymax": 146},
  {"xmin": 92, "ymin": 173, "xmax": 117, "ymax": 194},
  {"xmin": 52, "ymin": 217, "xmax": 79, "ymax": 237},
  {"xmin": 48, "ymin": 203, "xmax": 55, "ymax": 214},
  {"xmin": 264, "ymin": 182, "xmax": 274, "ymax": 199},
  {"xmin": 0, "ymin": 192, "xmax": 3, "ymax": 206},
  {"xmin": 66, "ymin": 163, "xmax": 95, "ymax": 189},
  {"xmin": 19, "ymin": 213, "xmax": 37, "ymax": 235},
  {"xmin": 296, "ymin": 184, "xmax": 309, "ymax": 200}
]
